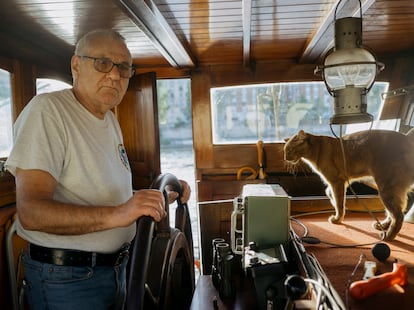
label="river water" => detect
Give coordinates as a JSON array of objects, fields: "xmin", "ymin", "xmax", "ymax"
[{"xmin": 160, "ymin": 146, "xmax": 199, "ymax": 261}]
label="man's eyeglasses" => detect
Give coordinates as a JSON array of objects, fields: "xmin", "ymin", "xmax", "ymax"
[{"xmin": 78, "ymin": 55, "xmax": 135, "ymax": 79}]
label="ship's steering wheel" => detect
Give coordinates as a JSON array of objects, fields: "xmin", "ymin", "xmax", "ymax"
[{"xmin": 126, "ymin": 173, "xmax": 195, "ymax": 310}]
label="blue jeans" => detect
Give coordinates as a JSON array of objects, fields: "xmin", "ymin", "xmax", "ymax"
[{"xmin": 22, "ymin": 251, "xmax": 129, "ymax": 310}]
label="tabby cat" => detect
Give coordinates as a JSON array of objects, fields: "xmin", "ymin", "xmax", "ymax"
[{"xmin": 284, "ymin": 129, "xmax": 414, "ymax": 241}]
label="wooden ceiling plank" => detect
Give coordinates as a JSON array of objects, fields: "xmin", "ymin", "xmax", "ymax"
[
  {"xmin": 2, "ymin": 0, "xmax": 414, "ymax": 72},
  {"xmin": 300, "ymin": 0, "xmax": 377, "ymax": 64},
  {"xmin": 242, "ymin": 0, "xmax": 252, "ymax": 67},
  {"xmin": 117, "ymin": 0, "xmax": 195, "ymax": 68}
]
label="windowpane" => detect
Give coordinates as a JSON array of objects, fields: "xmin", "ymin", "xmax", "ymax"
[
  {"xmin": 36, "ymin": 78, "xmax": 71, "ymax": 94},
  {"xmin": 211, "ymin": 81, "xmax": 389, "ymax": 144},
  {"xmin": 0, "ymin": 69, "xmax": 13, "ymax": 157}
]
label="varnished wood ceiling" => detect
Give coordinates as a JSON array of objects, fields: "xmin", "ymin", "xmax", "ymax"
[{"xmin": 0, "ymin": 0, "xmax": 413, "ymax": 75}]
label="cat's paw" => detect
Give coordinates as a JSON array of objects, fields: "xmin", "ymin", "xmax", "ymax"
[
  {"xmin": 328, "ymin": 214, "xmax": 342, "ymax": 224},
  {"xmin": 373, "ymin": 220, "xmax": 390, "ymax": 231}
]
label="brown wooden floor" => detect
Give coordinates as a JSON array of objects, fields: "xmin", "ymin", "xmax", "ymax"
[{"xmin": 292, "ymin": 211, "xmax": 414, "ymax": 310}]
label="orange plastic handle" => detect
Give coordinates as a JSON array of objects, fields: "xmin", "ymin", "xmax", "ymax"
[{"xmin": 349, "ymin": 262, "xmax": 407, "ymax": 300}]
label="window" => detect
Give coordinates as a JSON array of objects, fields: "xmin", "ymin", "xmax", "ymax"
[
  {"xmin": 156, "ymin": 79, "xmax": 198, "ymax": 272},
  {"xmin": 211, "ymin": 81, "xmax": 389, "ymax": 144},
  {"xmin": 0, "ymin": 69, "xmax": 13, "ymax": 158},
  {"xmin": 0, "ymin": 77, "xmax": 71, "ymax": 158},
  {"xmin": 36, "ymin": 78, "xmax": 71, "ymax": 94}
]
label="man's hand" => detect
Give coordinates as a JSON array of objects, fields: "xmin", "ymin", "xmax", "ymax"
[
  {"xmin": 121, "ymin": 189, "xmax": 167, "ymax": 225},
  {"xmin": 166, "ymin": 180, "xmax": 191, "ymax": 204}
]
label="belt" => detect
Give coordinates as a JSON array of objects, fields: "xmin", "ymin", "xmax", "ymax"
[{"xmin": 29, "ymin": 243, "xmax": 129, "ymax": 267}]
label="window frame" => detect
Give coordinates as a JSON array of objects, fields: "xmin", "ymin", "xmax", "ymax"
[
  {"xmin": 210, "ymin": 81, "xmax": 389, "ymax": 145},
  {"xmin": 0, "ymin": 67, "xmax": 14, "ymax": 159}
]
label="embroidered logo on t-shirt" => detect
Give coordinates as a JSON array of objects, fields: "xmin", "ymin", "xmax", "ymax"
[{"xmin": 118, "ymin": 144, "xmax": 131, "ymax": 171}]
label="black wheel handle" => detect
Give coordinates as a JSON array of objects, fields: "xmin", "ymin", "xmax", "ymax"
[{"xmin": 126, "ymin": 173, "xmax": 182, "ymax": 310}]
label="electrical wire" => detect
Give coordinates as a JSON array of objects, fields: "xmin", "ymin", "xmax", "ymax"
[
  {"xmin": 289, "ymin": 231, "xmax": 368, "ymax": 310},
  {"xmin": 289, "ymin": 124, "xmax": 395, "ymax": 308},
  {"xmin": 337, "ymin": 125, "xmax": 386, "ymax": 237},
  {"xmin": 289, "ymin": 124, "xmax": 388, "ymax": 247},
  {"xmin": 306, "ymin": 254, "xmax": 347, "ymax": 310},
  {"xmin": 329, "ymin": 123, "xmax": 388, "ymax": 240},
  {"xmin": 297, "ymin": 251, "xmax": 347, "ymax": 310},
  {"xmin": 289, "ymin": 229, "xmax": 346, "ymax": 309},
  {"xmin": 345, "ymin": 254, "xmax": 366, "ymax": 309},
  {"xmin": 290, "ymin": 216, "xmax": 381, "ymax": 248}
]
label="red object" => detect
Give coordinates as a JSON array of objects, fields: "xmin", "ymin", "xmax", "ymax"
[{"xmin": 349, "ymin": 262, "xmax": 408, "ymax": 300}]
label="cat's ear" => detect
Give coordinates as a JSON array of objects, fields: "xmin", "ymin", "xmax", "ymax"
[{"xmin": 297, "ymin": 130, "xmax": 309, "ymax": 142}]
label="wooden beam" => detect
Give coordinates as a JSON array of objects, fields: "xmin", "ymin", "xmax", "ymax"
[{"xmin": 118, "ymin": 0, "xmax": 195, "ymax": 68}]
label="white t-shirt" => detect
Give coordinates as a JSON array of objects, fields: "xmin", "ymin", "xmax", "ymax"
[{"xmin": 6, "ymin": 89, "xmax": 136, "ymax": 253}]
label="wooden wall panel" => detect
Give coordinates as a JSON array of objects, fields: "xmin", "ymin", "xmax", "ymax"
[
  {"xmin": 11, "ymin": 60, "xmax": 36, "ymax": 121},
  {"xmin": 197, "ymin": 200, "xmax": 233, "ymax": 275},
  {"xmin": 197, "ymin": 179, "xmax": 265, "ymax": 202},
  {"xmin": 116, "ymin": 72, "xmax": 161, "ymax": 189},
  {"xmin": 191, "ymin": 70, "xmax": 214, "ymax": 175},
  {"xmin": 0, "ymin": 173, "xmax": 15, "ymax": 207}
]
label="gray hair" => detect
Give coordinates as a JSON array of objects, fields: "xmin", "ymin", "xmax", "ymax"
[{"xmin": 75, "ymin": 29, "xmax": 129, "ymax": 56}]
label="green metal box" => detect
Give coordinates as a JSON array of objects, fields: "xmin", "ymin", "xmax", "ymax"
[{"xmin": 242, "ymin": 184, "xmax": 290, "ymax": 249}]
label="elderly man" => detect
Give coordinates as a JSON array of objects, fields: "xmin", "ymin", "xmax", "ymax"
[{"xmin": 6, "ymin": 29, "xmax": 190, "ymax": 309}]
